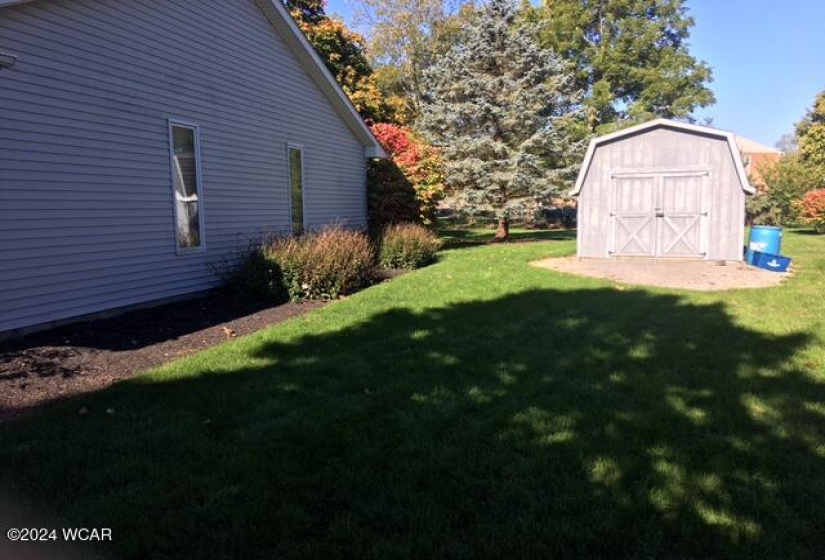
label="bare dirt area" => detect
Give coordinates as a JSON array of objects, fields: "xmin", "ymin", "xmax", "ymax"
[
  {"xmin": 531, "ymin": 256, "xmax": 790, "ymax": 291},
  {"xmin": 0, "ymin": 294, "xmax": 326, "ymax": 422}
]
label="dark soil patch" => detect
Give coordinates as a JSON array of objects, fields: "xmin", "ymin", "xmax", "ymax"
[{"xmin": 0, "ymin": 294, "xmax": 325, "ymax": 423}]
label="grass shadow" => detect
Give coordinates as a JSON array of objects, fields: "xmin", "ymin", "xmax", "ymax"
[
  {"xmin": 789, "ymin": 228, "xmax": 825, "ymax": 236},
  {"xmin": 440, "ymin": 228, "xmax": 577, "ymax": 249},
  {"xmin": 1, "ymin": 288, "xmax": 822, "ymax": 559}
]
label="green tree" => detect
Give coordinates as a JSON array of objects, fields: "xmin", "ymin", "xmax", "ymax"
[
  {"xmin": 418, "ymin": 0, "xmax": 586, "ymax": 240},
  {"xmin": 748, "ymin": 91, "xmax": 825, "ymax": 225},
  {"xmin": 746, "ymin": 154, "xmax": 818, "ymax": 225},
  {"xmin": 536, "ymin": 0, "xmax": 714, "ymax": 132},
  {"xmin": 796, "ymin": 90, "xmax": 825, "ymax": 171},
  {"xmin": 353, "ymin": 0, "xmax": 475, "ymax": 120}
]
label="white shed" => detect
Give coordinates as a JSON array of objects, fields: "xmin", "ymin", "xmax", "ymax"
[{"xmin": 571, "ymin": 119, "xmax": 754, "ymax": 261}]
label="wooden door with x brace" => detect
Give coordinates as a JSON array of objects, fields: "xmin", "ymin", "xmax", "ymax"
[{"xmin": 609, "ymin": 171, "xmax": 709, "ymax": 258}]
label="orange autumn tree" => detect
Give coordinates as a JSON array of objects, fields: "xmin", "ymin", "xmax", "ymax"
[
  {"xmin": 798, "ymin": 189, "xmax": 825, "ymax": 233},
  {"xmin": 284, "ymin": 2, "xmax": 442, "ymax": 231},
  {"xmin": 283, "ymin": 0, "xmax": 407, "ymax": 124}
]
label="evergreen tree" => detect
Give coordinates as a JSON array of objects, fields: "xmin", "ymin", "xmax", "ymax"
[
  {"xmin": 418, "ymin": 0, "xmax": 585, "ymax": 240},
  {"xmin": 537, "ymin": 0, "xmax": 714, "ymax": 132}
]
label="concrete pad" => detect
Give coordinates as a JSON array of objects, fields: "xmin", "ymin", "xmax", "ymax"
[{"xmin": 531, "ymin": 257, "xmax": 790, "ymax": 291}]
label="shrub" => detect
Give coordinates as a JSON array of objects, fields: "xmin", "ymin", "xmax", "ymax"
[
  {"xmin": 798, "ymin": 188, "xmax": 825, "ymax": 233},
  {"xmin": 367, "ymin": 159, "xmax": 420, "ymax": 234},
  {"xmin": 379, "ymin": 223, "xmax": 442, "ymax": 270},
  {"xmin": 746, "ymin": 155, "xmax": 818, "ymax": 225},
  {"xmin": 218, "ymin": 242, "xmax": 287, "ymax": 303},
  {"xmin": 746, "ymin": 193, "xmax": 784, "ymax": 226},
  {"xmin": 267, "ymin": 225, "xmax": 376, "ymax": 302}
]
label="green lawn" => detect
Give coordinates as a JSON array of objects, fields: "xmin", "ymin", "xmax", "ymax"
[
  {"xmin": 2, "ymin": 230, "xmax": 824, "ymax": 559},
  {"xmin": 438, "ymin": 226, "xmax": 576, "ymax": 248}
]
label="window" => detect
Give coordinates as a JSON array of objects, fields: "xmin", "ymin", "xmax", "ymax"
[
  {"xmin": 288, "ymin": 145, "xmax": 304, "ymax": 235},
  {"xmin": 169, "ymin": 122, "xmax": 203, "ymax": 250}
]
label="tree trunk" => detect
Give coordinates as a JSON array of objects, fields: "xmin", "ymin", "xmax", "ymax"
[{"xmin": 493, "ymin": 216, "xmax": 510, "ymax": 242}]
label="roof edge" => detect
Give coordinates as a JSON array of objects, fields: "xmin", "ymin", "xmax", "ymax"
[
  {"xmin": 570, "ymin": 119, "xmax": 754, "ymax": 196},
  {"xmin": 255, "ymin": 0, "xmax": 385, "ymax": 158},
  {"xmin": 0, "ymin": 0, "xmax": 385, "ymax": 158}
]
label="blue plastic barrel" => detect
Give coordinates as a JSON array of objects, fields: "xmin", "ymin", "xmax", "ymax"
[{"xmin": 746, "ymin": 226, "xmax": 782, "ymax": 264}]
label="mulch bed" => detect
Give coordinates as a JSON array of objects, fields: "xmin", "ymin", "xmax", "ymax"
[{"xmin": 0, "ymin": 294, "xmax": 326, "ymax": 423}]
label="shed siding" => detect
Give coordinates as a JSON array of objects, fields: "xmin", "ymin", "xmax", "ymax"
[
  {"xmin": 0, "ymin": 0, "xmax": 367, "ymax": 333},
  {"xmin": 577, "ymin": 127, "xmax": 745, "ymax": 261}
]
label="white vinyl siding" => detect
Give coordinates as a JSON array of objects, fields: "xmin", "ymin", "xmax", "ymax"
[{"xmin": 0, "ymin": 0, "xmax": 369, "ymax": 334}]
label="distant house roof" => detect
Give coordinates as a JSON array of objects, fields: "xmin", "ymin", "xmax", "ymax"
[
  {"xmin": 571, "ymin": 118, "xmax": 755, "ymax": 196},
  {"xmin": 0, "ymin": 0, "xmax": 386, "ymax": 158},
  {"xmin": 735, "ymin": 136, "xmax": 782, "ymax": 155}
]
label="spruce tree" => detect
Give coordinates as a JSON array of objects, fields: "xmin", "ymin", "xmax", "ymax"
[{"xmin": 418, "ymin": 0, "xmax": 585, "ymax": 239}]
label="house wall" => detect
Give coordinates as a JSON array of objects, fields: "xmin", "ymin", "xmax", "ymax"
[
  {"xmin": 0, "ymin": 0, "xmax": 368, "ymax": 334},
  {"xmin": 577, "ymin": 127, "xmax": 746, "ymax": 261}
]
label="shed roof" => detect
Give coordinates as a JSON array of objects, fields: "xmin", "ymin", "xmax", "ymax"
[
  {"xmin": 0, "ymin": 0, "xmax": 386, "ymax": 158},
  {"xmin": 570, "ymin": 119, "xmax": 755, "ymax": 196}
]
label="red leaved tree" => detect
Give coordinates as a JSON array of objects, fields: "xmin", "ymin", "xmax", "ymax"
[
  {"xmin": 798, "ymin": 189, "xmax": 825, "ymax": 233},
  {"xmin": 367, "ymin": 124, "xmax": 445, "ymax": 231}
]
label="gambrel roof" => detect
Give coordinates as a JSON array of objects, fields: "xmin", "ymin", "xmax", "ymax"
[{"xmin": 571, "ymin": 119, "xmax": 754, "ymax": 196}]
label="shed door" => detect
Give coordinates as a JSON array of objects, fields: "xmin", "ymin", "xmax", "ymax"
[
  {"xmin": 611, "ymin": 176, "xmax": 657, "ymax": 256},
  {"xmin": 657, "ymin": 175, "xmax": 705, "ymax": 257},
  {"xmin": 610, "ymin": 172, "xmax": 707, "ymax": 258}
]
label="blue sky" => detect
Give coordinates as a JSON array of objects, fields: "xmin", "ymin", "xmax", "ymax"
[
  {"xmin": 325, "ymin": 0, "xmax": 824, "ymax": 148},
  {"xmin": 689, "ymin": 0, "xmax": 825, "ymax": 147}
]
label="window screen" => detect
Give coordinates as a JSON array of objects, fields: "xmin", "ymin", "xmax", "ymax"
[
  {"xmin": 171, "ymin": 124, "xmax": 202, "ymax": 249},
  {"xmin": 289, "ymin": 146, "xmax": 304, "ymax": 235}
]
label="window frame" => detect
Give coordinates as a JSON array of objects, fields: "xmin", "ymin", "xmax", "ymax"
[
  {"xmin": 168, "ymin": 119, "xmax": 206, "ymax": 254},
  {"xmin": 286, "ymin": 143, "xmax": 306, "ymax": 236}
]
